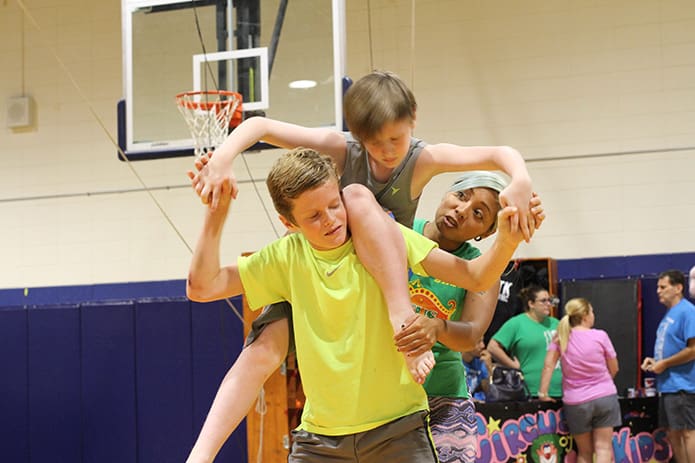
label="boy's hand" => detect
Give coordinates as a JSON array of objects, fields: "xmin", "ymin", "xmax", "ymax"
[
  {"xmin": 499, "ymin": 177, "xmax": 534, "ymax": 242},
  {"xmin": 187, "ymin": 156, "xmax": 234, "ymax": 212},
  {"xmin": 188, "ymin": 151, "xmax": 238, "ymax": 210}
]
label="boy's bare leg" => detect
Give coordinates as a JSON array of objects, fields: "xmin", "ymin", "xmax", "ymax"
[
  {"xmin": 186, "ymin": 318, "xmax": 289, "ymax": 463},
  {"xmin": 342, "ymin": 184, "xmax": 434, "ymax": 384}
]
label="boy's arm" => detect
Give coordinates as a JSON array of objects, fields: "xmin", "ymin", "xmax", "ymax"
[
  {"xmin": 186, "ymin": 179, "xmax": 244, "ymax": 302},
  {"xmin": 419, "ymin": 206, "xmax": 521, "ymax": 293},
  {"xmin": 395, "ymin": 281, "xmax": 500, "ymax": 355},
  {"xmin": 415, "ymin": 144, "xmax": 535, "ymax": 241},
  {"xmin": 190, "ymin": 116, "xmax": 347, "ymax": 209}
]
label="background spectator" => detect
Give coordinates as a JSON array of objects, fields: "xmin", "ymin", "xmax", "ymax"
[
  {"xmin": 462, "ymin": 337, "xmax": 494, "ymax": 402},
  {"xmin": 487, "ymin": 285, "xmax": 562, "ymax": 398},
  {"xmin": 641, "ymin": 270, "xmax": 695, "ymax": 463},
  {"xmin": 538, "ymin": 297, "xmax": 620, "ymax": 463}
]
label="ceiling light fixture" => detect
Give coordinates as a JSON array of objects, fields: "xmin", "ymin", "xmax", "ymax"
[{"xmin": 288, "ymin": 79, "xmax": 317, "ymax": 89}]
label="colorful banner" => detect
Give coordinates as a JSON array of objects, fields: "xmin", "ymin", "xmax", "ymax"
[{"xmin": 474, "ymin": 398, "xmax": 671, "ymax": 463}]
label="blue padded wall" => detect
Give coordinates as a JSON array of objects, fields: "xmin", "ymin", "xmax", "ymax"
[
  {"xmin": 557, "ymin": 252, "xmax": 695, "ymax": 280},
  {"xmin": 135, "ymin": 299, "xmax": 195, "ymax": 463},
  {"xmin": 28, "ymin": 304, "xmax": 82, "ymax": 463},
  {"xmin": 0, "ymin": 283, "xmax": 246, "ymax": 463},
  {"xmin": 81, "ymin": 301, "xmax": 137, "ymax": 463},
  {"xmin": 191, "ymin": 299, "xmax": 248, "ymax": 461},
  {"xmin": 0, "ymin": 279, "xmax": 187, "ymax": 307},
  {"xmin": 0, "ymin": 306, "xmax": 29, "ymax": 462}
]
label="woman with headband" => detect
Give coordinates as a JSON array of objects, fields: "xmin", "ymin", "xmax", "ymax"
[{"xmin": 395, "ymin": 171, "xmax": 545, "ymax": 463}]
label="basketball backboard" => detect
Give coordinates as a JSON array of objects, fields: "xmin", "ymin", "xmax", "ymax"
[{"xmin": 119, "ymin": 0, "xmax": 346, "ymax": 160}]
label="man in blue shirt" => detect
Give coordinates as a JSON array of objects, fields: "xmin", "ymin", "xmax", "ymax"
[{"xmin": 641, "ymin": 269, "xmax": 695, "ymax": 463}]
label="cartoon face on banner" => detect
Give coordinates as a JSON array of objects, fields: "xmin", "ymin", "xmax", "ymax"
[{"xmin": 530, "ymin": 435, "xmax": 562, "ymax": 463}]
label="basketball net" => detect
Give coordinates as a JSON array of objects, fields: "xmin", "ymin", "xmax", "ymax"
[{"xmin": 176, "ymin": 90, "xmax": 243, "ymax": 157}]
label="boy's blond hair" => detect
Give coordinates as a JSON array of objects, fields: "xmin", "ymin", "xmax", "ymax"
[
  {"xmin": 343, "ymin": 70, "xmax": 417, "ymax": 142},
  {"xmin": 266, "ymin": 147, "xmax": 340, "ymax": 224}
]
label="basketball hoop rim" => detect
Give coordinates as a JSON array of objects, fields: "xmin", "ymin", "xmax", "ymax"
[{"xmin": 175, "ymin": 90, "xmax": 243, "ymax": 111}]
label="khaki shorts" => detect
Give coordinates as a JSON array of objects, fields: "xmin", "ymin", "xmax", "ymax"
[{"xmin": 289, "ymin": 410, "xmax": 437, "ymax": 463}]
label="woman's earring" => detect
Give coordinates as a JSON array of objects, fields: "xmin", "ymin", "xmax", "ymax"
[{"xmin": 474, "ymin": 236, "xmax": 482, "ymax": 242}]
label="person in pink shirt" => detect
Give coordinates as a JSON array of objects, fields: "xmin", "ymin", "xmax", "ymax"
[{"xmin": 538, "ymin": 298, "xmax": 621, "ymax": 463}]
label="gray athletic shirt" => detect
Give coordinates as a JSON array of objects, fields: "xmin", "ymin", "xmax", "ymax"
[{"xmin": 340, "ymin": 132, "xmax": 426, "ymax": 227}]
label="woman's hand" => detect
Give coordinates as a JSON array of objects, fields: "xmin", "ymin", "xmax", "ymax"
[{"xmin": 394, "ymin": 314, "xmax": 443, "ymax": 357}]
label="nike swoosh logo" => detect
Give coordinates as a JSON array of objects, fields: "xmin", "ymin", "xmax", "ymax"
[
  {"xmin": 391, "ymin": 187, "xmax": 400, "ymax": 195},
  {"xmin": 326, "ymin": 264, "xmax": 341, "ymax": 276}
]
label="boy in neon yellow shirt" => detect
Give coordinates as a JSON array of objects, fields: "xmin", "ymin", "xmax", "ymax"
[{"xmin": 187, "ymin": 148, "xmax": 526, "ymax": 462}]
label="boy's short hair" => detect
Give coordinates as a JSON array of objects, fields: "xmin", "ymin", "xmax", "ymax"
[
  {"xmin": 343, "ymin": 70, "xmax": 417, "ymax": 142},
  {"xmin": 266, "ymin": 147, "xmax": 340, "ymax": 224}
]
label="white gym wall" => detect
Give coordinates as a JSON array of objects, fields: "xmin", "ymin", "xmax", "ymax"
[{"xmin": 1, "ymin": 0, "xmax": 694, "ymax": 289}]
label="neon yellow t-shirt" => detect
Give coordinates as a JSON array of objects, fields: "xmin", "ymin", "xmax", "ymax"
[{"xmin": 238, "ymin": 224, "xmax": 436, "ymax": 436}]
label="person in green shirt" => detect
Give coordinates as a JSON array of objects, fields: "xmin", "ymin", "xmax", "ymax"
[
  {"xmin": 393, "ymin": 172, "xmax": 544, "ymax": 462},
  {"xmin": 488, "ymin": 285, "xmax": 563, "ymax": 398}
]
